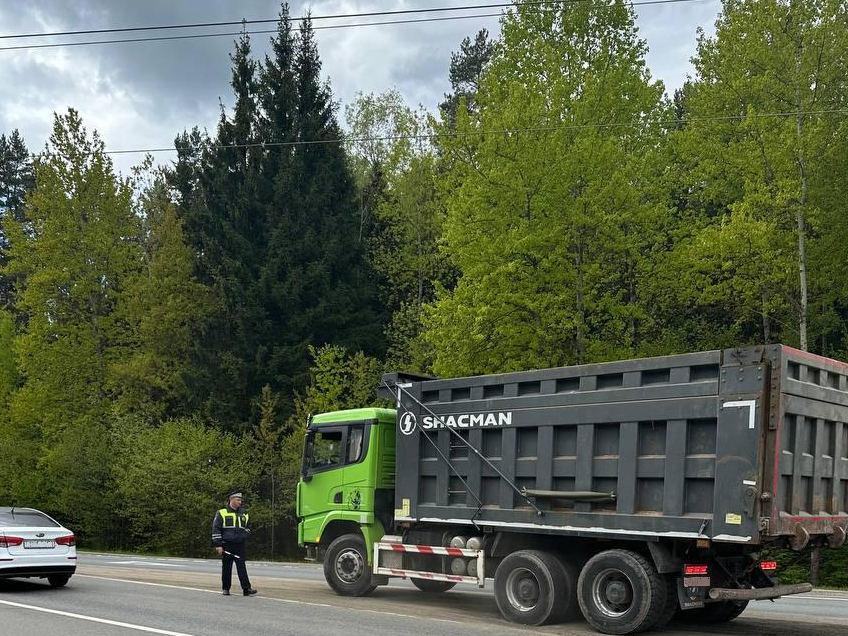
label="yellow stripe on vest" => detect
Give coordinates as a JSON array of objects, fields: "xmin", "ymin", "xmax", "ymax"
[{"xmin": 219, "ymin": 509, "xmax": 249, "ymax": 528}]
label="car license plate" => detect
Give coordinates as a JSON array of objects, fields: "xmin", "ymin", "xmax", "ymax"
[{"xmin": 23, "ymin": 540, "xmax": 55, "ymax": 549}]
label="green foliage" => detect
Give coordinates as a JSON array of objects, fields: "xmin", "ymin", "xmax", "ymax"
[
  {"xmin": 110, "ymin": 174, "xmax": 213, "ymax": 421},
  {"xmin": 279, "ymin": 344, "xmax": 386, "ymax": 514},
  {"xmin": 440, "ymin": 29, "xmax": 494, "ymax": 126},
  {"xmin": 173, "ymin": 13, "xmax": 386, "ymax": 430},
  {"xmin": 0, "ymin": 129, "xmax": 33, "ymax": 309},
  {"xmin": 425, "ymin": 1, "xmax": 669, "ymax": 376},
  {"xmin": 346, "ymin": 91, "xmax": 449, "ymax": 372},
  {"xmin": 0, "ymin": 309, "xmax": 17, "ymax": 402},
  {"xmin": 1, "ymin": 110, "xmax": 140, "ymax": 537},
  {"xmin": 112, "ymin": 417, "xmax": 258, "ymax": 555},
  {"xmin": 667, "ymin": 0, "xmax": 848, "ymax": 351}
]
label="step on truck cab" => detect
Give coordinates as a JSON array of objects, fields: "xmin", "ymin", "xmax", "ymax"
[{"xmin": 296, "ymin": 345, "xmax": 848, "ymax": 634}]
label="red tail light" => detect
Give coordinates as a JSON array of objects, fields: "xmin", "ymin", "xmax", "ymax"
[
  {"xmin": 760, "ymin": 561, "xmax": 778, "ymax": 571},
  {"xmin": 0, "ymin": 536, "xmax": 24, "ymax": 548},
  {"xmin": 56, "ymin": 535, "xmax": 76, "ymax": 547},
  {"xmin": 684, "ymin": 564, "xmax": 709, "ymax": 575}
]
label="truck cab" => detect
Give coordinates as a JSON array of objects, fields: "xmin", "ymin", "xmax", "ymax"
[{"xmin": 296, "ymin": 408, "xmax": 396, "ymax": 594}]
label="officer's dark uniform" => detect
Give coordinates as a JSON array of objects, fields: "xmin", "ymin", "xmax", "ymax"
[{"xmin": 212, "ymin": 490, "xmax": 256, "ymax": 596}]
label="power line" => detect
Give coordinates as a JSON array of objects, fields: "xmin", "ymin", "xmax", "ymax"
[
  {"xmin": 1, "ymin": 14, "xmax": 499, "ymax": 52},
  {"xmin": 0, "ymin": 0, "xmax": 704, "ymax": 41},
  {"xmin": 90, "ymin": 109, "xmax": 847, "ymax": 156},
  {"xmin": 0, "ymin": 0, "xmax": 709, "ymax": 52}
]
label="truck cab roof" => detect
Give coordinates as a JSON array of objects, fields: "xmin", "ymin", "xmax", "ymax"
[{"xmin": 310, "ymin": 408, "xmax": 396, "ymax": 427}]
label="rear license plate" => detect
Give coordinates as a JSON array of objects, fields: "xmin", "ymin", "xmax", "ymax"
[{"xmin": 23, "ymin": 540, "xmax": 55, "ymax": 549}]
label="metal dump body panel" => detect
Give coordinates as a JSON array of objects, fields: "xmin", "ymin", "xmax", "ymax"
[
  {"xmin": 387, "ymin": 345, "xmax": 848, "ymax": 546},
  {"xmin": 764, "ymin": 346, "xmax": 848, "ymax": 539}
]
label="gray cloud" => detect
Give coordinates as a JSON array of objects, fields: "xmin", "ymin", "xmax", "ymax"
[{"xmin": 0, "ymin": 1, "xmax": 721, "ymax": 175}]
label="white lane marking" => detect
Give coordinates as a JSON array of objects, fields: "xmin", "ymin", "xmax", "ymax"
[
  {"xmin": 107, "ymin": 561, "xmax": 183, "ymax": 568},
  {"xmin": 78, "ymin": 575, "xmax": 217, "ymax": 594},
  {"xmin": 782, "ymin": 596, "xmax": 848, "ymax": 602},
  {"xmin": 78, "ymin": 575, "xmax": 467, "ymax": 626},
  {"xmin": 0, "ymin": 599, "xmax": 196, "ymax": 636}
]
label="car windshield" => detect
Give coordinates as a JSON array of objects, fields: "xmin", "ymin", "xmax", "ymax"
[{"xmin": 0, "ymin": 509, "xmax": 60, "ymax": 527}]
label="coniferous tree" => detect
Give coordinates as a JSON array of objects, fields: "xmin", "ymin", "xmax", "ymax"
[
  {"xmin": 173, "ymin": 9, "xmax": 386, "ymax": 426},
  {"xmin": 440, "ymin": 29, "xmax": 494, "ymax": 126},
  {"xmin": 175, "ymin": 33, "xmax": 268, "ymax": 429},
  {"xmin": 0, "ymin": 130, "xmax": 33, "ymax": 309},
  {"xmin": 260, "ymin": 15, "xmax": 386, "ymax": 405}
]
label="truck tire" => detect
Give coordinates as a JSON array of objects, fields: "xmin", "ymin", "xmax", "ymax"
[
  {"xmin": 323, "ymin": 534, "xmax": 377, "ymax": 597},
  {"xmin": 677, "ymin": 600, "xmax": 748, "ymax": 623},
  {"xmin": 494, "ymin": 550, "xmax": 578, "ymax": 625},
  {"xmin": 411, "ymin": 579, "xmax": 456, "ymax": 593},
  {"xmin": 577, "ymin": 549, "xmax": 667, "ymax": 635},
  {"xmin": 651, "ymin": 576, "xmax": 678, "ymax": 629}
]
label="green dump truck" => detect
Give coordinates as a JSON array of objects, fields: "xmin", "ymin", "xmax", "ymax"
[{"xmin": 296, "ymin": 345, "xmax": 848, "ymax": 634}]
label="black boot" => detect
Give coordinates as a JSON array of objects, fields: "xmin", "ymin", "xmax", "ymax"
[{"xmin": 243, "ymin": 588, "xmax": 257, "ymax": 596}]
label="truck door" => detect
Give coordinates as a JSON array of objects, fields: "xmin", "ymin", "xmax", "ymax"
[
  {"xmin": 300, "ymin": 426, "xmax": 347, "ymax": 520},
  {"xmin": 341, "ymin": 424, "xmax": 370, "ymax": 513}
]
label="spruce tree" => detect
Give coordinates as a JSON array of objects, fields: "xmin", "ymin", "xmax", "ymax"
[
  {"xmin": 259, "ymin": 16, "xmax": 386, "ymax": 404},
  {"xmin": 0, "ymin": 130, "xmax": 33, "ymax": 309}
]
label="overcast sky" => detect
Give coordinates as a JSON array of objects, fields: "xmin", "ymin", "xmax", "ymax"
[{"xmin": 0, "ymin": 1, "xmax": 722, "ymax": 175}]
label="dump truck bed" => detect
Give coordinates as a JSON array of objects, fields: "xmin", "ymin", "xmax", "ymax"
[{"xmin": 384, "ymin": 345, "xmax": 848, "ymax": 547}]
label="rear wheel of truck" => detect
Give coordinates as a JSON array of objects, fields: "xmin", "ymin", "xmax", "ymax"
[
  {"xmin": 494, "ymin": 550, "xmax": 579, "ymax": 626},
  {"xmin": 577, "ymin": 549, "xmax": 667, "ymax": 635},
  {"xmin": 676, "ymin": 600, "xmax": 748, "ymax": 623},
  {"xmin": 323, "ymin": 534, "xmax": 377, "ymax": 597},
  {"xmin": 411, "ymin": 579, "xmax": 456, "ymax": 593},
  {"xmin": 650, "ymin": 576, "xmax": 679, "ymax": 629}
]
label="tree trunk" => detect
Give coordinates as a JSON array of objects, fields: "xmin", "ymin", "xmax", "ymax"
[
  {"xmin": 794, "ymin": 29, "xmax": 809, "ymax": 352},
  {"xmin": 797, "ymin": 207, "xmax": 808, "ymax": 351},
  {"xmin": 575, "ymin": 238, "xmax": 585, "ymax": 364},
  {"xmin": 761, "ymin": 287, "xmax": 771, "ymax": 343}
]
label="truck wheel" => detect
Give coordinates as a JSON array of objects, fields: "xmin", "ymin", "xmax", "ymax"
[
  {"xmin": 411, "ymin": 579, "xmax": 456, "ymax": 593},
  {"xmin": 651, "ymin": 576, "xmax": 678, "ymax": 629},
  {"xmin": 677, "ymin": 600, "xmax": 748, "ymax": 623},
  {"xmin": 577, "ymin": 549, "xmax": 667, "ymax": 635},
  {"xmin": 47, "ymin": 576, "xmax": 70, "ymax": 588},
  {"xmin": 323, "ymin": 534, "xmax": 377, "ymax": 597},
  {"xmin": 494, "ymin": 550, "xmax": 578, "ymax": 625}
]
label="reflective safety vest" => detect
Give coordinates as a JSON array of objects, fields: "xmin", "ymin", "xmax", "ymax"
[{"xmin": 219, "ymin": 508, "xmax": 249, "ymax": 528}]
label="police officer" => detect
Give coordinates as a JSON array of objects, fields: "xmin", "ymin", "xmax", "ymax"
[{"xmin": 212, "ymin": 489, "xmax": 257, "ymax": 596}]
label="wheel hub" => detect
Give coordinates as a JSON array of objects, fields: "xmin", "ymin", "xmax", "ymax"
[
  {"xmin": 335, "ymin": 548, "xmax": 364, "ymax": 583},
  {"xmin": 605, "ymin": 580, "xmax": 629, "ymax": 605},
  {"xmin": 592, "ymin": 568, "xmax": 635, "ymax": 618},
  {"xmin": 505, "ymin": 567, "xmax": 540, "ymax": 612}
]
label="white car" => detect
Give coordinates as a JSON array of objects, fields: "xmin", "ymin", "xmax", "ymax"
[{"xmin": 0, "ymin": 507, "xmax": 76, "ymax": 587}]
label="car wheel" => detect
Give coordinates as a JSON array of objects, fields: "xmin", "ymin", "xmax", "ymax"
[{"xmin": 48, "ymin": 576, "xmax": 70, "ymax": 588}]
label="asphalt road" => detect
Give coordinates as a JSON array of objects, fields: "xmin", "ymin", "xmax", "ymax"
[{"xmin": 0, "ymin": 552, "xmax": 846, "ymax": 636}]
